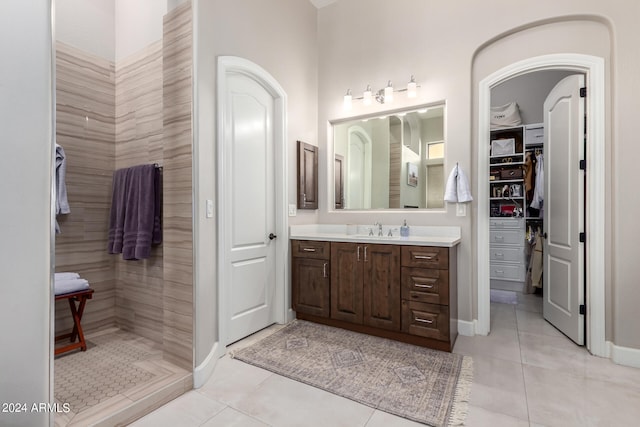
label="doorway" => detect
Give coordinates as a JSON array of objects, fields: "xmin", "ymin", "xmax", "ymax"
[
  {"xmin": 489, "ymin": 71, "xmax": 586, "ymax": 345},
  {"xmin": 217, "ymin": 56, "xmax": 289, "ymax": 349},
  {"xmin": 477, "ymin": 54, "xmax": 607, "ymax": 357}
]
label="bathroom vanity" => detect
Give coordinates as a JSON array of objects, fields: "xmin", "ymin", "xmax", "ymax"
[{"xmin": 290, "ymin": 225, "xmax": 460, "ymax": 352}]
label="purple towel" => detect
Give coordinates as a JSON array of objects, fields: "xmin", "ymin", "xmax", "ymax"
[{"xmin": 108, "ymin": 165, "xmax": 162, "ymax": 260}]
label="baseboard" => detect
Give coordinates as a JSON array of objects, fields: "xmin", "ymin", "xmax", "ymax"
[
  {"xmin": 193, "ymin": 341, "xmax": 220, "ymax": 389},
  {"xmin": 458, "ymin": 319, "xmax": 475, "ymax": 336},
  {"xmin": 607, "ymin": 341, "xmax": 640, "ymax": 369}
]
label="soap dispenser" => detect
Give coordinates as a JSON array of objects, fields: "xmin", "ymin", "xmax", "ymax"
[{"xmin": 400, "ymin": 220, "xmax": 410, "ymax": 237}]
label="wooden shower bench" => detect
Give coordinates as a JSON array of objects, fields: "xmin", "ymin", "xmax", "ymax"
[{"xmin": 55, "ymin": 288, "xmax": 94, "ymax": 356}]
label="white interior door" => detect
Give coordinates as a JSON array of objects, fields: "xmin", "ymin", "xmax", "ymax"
[
  {"xmin": 223, "ymin": 72, "xmax": 276, "ymax": 344},
  {"xmin": 542, "ymin": 74, "xmax": 585, "ymax": 345}
]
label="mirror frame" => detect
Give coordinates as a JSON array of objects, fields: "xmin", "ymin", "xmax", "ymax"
[{"xmin": 328, "ymin": 102, "xmax": 447, "ymax": 212}]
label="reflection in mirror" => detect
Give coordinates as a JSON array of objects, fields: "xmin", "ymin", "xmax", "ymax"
[{"xmin": 332, "ymin": 105, "xmax": 445, "ymax": 210}]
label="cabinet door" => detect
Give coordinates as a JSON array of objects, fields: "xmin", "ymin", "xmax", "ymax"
[
  {"xmin": 292, "ymin": 257, "xmax": 330, "ymax": 317},
  {"xmin": 363, "ymin": 244, "xmax": 400, "ymax": 330},
  {"xmin": 330, "ymin": 242, "xmax": 363, "ymax": 324},
  {"xmin": 297, "ymin": 140, "xmax": 318, "ymax": 209}
]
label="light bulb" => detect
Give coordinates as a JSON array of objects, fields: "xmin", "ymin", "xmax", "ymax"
[
  {"xmin": 384, "ymin": 80, "xmax": 393, "ymax": 103},
  {"xmin": 363, "ymin": 85, "xmax": 372, "ymax": 105},
  {"xmin": 343, "ymin": 89, "xmax": 352, "ymax": 110},
  {"xmin": 407, "ymin": 75, "xmax": 417, "ymax": 98}
]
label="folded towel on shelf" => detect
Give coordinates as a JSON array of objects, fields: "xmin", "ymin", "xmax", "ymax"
[
  {"xmin": 108, "ymin": 164, "xmax": 162, "ymax": 261},
  {"xmin": 54, "ymin": 272, "xmax": 80, "ymax": 281},
  {"xmin": 54, "ymin": 278, "xmax": 90, "ymax": 296},
  {"xmin": 444, "ymin": 163, "xmax": 473, "ymax": 203}
]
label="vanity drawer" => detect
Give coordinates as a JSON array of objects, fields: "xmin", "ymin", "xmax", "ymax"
[
  {"xmin": 489, "ymin": 262, "xmax": 525, "ymax": 281},
  {"xmin": 489, "ymin": 246, "xmax": 524, "ymax": 263},
  {"xmin": 401, "ymin": 301, "xmax": 449, "ymax": 341},
  {"xmin": 490, "ymin": 229, "xmax": 523, "ymax": 246},
  {"xmin": 401, "ymin": 246, "xmax": 448, "ymax": 269},
  {"xmin": 401, "ymin": 267, "xmax": 449, "ymax": 305},
  {"xmin": 291, "ymin": 240, "xmax": 330, "ymax": 259}
]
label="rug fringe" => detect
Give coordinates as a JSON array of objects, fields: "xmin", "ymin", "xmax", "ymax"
[{"xmin": 449, "ymin": 356, "xmax": 473, "ymax": 426}]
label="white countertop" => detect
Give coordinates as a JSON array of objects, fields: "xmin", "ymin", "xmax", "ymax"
[{"xmin": 289, "ymin": 224, "xmax": 461, "ymax": 247}]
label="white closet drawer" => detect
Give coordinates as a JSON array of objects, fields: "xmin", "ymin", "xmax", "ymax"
[
  {"xmin": 490, "ymin": 218, "xmax": 524, "ymax": 229},
  {"xmin": 489, "ymin": 246, "xmax": 524, "ymax": 263},
  {"xmin": 490, "ymin": 263, "xmax": 525, "ymax": 281},
  {"xmin": 490, "ymin": 229, "xmax": 524, "ymax": 245}
]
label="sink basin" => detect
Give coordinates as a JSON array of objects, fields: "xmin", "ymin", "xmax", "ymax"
[{"xmin": 353, "ymin": 234, "xmax": 402, "ymax": 240}]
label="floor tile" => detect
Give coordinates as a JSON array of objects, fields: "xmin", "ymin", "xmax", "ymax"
[
  {"xmin": 128, "ymin": 391, "xmax": 225, "ymax": 427},
  {"xmin": 232, "ymin": 374, "xmax": 374, "ymax": 427},
  {"xmin": 201, "ymin": 407, "xmax": 269, "ymax": 427},
  {"xmin": 515, "ymin": 308, "xmax": 564, "ymax": 338},
  {"xmin": 523, "ymin": 364, "xmax": 640, "ymax": 427},
  {"xmin": 453, "ymin": 328, "xmax": 521, "ymax": 364},
  {"xmin": 364, "ymin": 410, "xmax": 425, "ymax": 426},
  {"xmin": 196, "ymin": 356, "xmax": 273, "ymax": 407},
  {"xmin": 464, "ymin": 404, "xmax": 529, "ymax": 427}
]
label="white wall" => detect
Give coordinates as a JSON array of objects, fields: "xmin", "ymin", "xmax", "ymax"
[
  {"xmin": 0, "ymin": 1, "xmax": 53, "ymax": 426},
  {"xmin": 115, "ymin": 0, "xmax": 166, "ymax": 61},
  {"xmin": 56, "ymin": 0, "xmax": 115, "ymax": 60},
  {"xmin": 317, "ymin": 0, "xmax": 640, "ymax": 350},
  {"xmin": 194, "ymin": 0, "xmax": 318, "ymax": 369}
]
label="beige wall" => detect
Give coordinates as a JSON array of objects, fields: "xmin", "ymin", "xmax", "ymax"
[
  {"xmin": 194, "ymin": 0, "xmax": 318, "ymax": 366},
  {"xmin": 317, "ymin": 0, "xmax": 640, "ymax": 349}
]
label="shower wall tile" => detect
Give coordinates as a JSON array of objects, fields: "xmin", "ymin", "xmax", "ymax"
[
  {"xmin": 55, "ymin": 42, "xmax": 116, "ymax": 336},
  {"xmin": 114, "ymin": 40, "xmax": 165, "ymax": 344},
  {"xmin": 162, "ymin": 1, "xmax": 193, "ymax": 371}
]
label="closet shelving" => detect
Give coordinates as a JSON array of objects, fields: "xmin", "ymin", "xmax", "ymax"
[{"xmin": 488, "ymin": 124, "xmax": 543, "ymax": 283}]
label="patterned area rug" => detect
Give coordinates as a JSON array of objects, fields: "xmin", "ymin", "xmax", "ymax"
[{"xmin": 231, "ymin": 320, "xmax": 472, "ymax": 426}]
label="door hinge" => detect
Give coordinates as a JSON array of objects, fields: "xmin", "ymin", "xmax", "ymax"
[
  {"xmin": 579, "ymin": 304, "xmax": 586, "ymax": 315},
  {"xmin": 580, "ymin": 87, "xmax": 587, "ymax": 98},
  {"xmin": 579, "ymin": 232, "xmax": 586, "ymax": 243},
  {"xmin": 579, "ymin": 160, "xmax": 586, "ymax": 171}
]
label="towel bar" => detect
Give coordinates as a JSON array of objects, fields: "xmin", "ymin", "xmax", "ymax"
[{"xmin": 55, "ymin": 288, "xmax": 94, "ymax": 356}]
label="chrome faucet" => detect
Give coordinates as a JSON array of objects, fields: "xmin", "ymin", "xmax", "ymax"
[{"xmin": 375, "ymin": 222, "xmax": 383, "ymax": 237}]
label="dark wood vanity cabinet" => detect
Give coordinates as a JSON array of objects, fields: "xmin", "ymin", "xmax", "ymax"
[
  {"xmin": 330, "ymin": 242, "xmax": 400, "ymax": 330},
  {"xmin": 291, "ymin": 240, "xmax": 330, "ymax": 317},
  {"xmin": 291, "ymin": 240, "xmax": 457, "ymax": 352},
  {"xmin": 401, "ymin": 245, "xmax": 457, "ymax": 347}
]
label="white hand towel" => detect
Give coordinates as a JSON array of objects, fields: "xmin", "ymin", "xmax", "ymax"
[
  {"xmin": 54, "ymin": 278, "xmax": 90, "ymax": 295},
  {"xmin": 456, "ymin": 166, "xmax": 473, "ymax": 202},
  {"xmin": 444, "ymin": 164, "xmax": 473, "ymax": 203},
  {"xmin": 54, "ymin": 272, "xmax": 81, "ymax": 281},
  {"xmin": 444, "ymin": 165, "xmax": 459, "ymax": 203}
]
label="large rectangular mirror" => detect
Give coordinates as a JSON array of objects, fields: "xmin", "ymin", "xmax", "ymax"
[{"xmin": 332, "ymin": 104, "xmax": 445, "ymax": 210}]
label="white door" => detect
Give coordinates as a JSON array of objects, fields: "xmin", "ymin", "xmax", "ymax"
[
  {"xmin": 542, "ymin": 74, "xmax": 585, "ymax": 345},
  {"xmin": 223, "ymin": 72, "xmax": 277, "ymax": 344}
]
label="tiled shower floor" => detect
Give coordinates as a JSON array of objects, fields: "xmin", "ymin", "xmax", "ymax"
[{"xmin": 54, "ymin": 328, "xmax": 191, "ymax": 426}]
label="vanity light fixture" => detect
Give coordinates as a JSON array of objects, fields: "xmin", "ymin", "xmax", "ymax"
[{"xmin": 343, "ymin": 76, "xmax": 419, "ymax": 110}]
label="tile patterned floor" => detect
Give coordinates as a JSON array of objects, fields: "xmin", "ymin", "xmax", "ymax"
[
  {"xmin": 54, "ymin": 329, "xmax": 191, "ymax": 426},
  {"xmin": 130, "ymin": 292, "xmax": 640, "ymax": 426}
]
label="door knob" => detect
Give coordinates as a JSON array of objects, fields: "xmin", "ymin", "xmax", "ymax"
[
  {"xmin": 543, "ymin": 232, "xmax": 548, "ymax": 239},
  {"xmin": 268, "ymin": 233, "xmax": 277, "ymax": 240}
]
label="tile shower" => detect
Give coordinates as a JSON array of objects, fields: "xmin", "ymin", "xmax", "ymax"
[{"xmin": 54, "ymin": 2, "xmax": 193, "ymax": 424}]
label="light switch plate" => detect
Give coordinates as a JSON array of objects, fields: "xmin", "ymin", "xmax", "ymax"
[
  {"xmin": 206, "ymin": 199, "xmax": 214, "ymax": 218},
  {"xmin": 288, "ymin": 204, "xmax": 297, "ymax": 217},
  {"xmin": 456, "ymin": 203, "xmax": 467, "ymax": 217}
]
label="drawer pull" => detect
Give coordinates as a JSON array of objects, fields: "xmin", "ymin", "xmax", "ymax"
[
  {"xmin": 495, "ymin": 252, "xmax": 504, "ymax": 258},
  {"xmin": 415, "ymin": 283, "xmax": 434, "ymax": 289},
  {"xmin": 415, "ymin": 317, "xmax": 434, "ymax": 324},
  {"xmin": 495, "ymin": 270, "xmax": 504, "ymax": 274},
  {"xmin": 414, "ymin": 255, "xmax": 435, "ymax": 260},
  {"xmin": 302, "ymin": 248, "xmax": 316, "ymax": 252},
  {"xmin": 323, "ymin": 262, "xmax": 328, "ymax": 278},
  {"xmin": 494, "ymin": 235, "xmax": 504, "ymax": 241}
]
